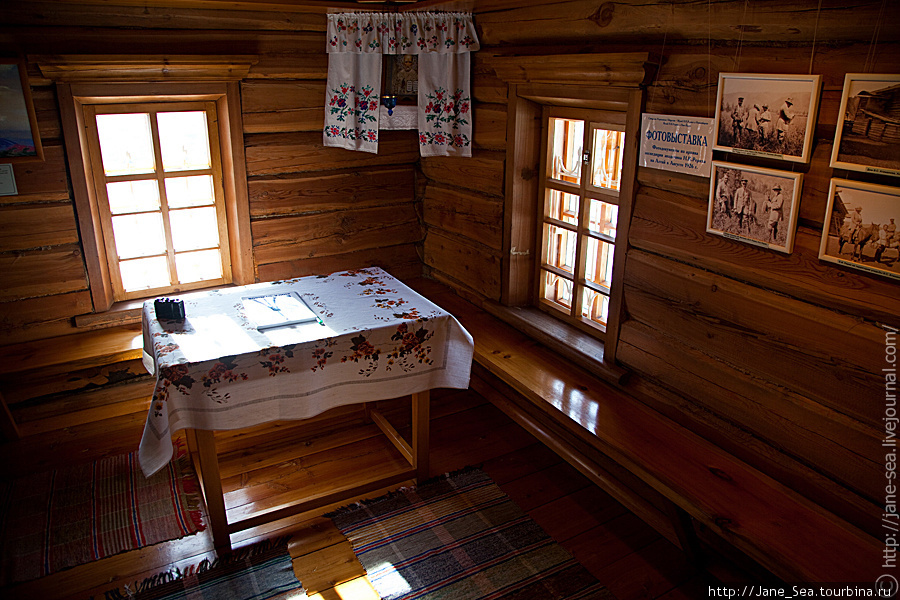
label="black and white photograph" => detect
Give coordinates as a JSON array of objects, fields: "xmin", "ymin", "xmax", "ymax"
[
  {"xmin": 707, "ymin": 161, "xmax": 802, "ymax": 254},
  {"xmin": 819, "ymin": 178, "xmax": 900, "ymax": 281},
  {"xmin": 830, "ymin": 73, "xmax": 900, "ymax": 177},
  {"xmin": 713, "ymin": 73, "xmax": 821, "ymax": 163}
]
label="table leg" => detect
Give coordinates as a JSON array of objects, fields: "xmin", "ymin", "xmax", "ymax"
[
  {"xmin": 412, "ymin": 390, "xmax": 430, "ymax": 481},
  {"xmin": 193, "ymin": 429, "xmax": 231, "ymax": 551}
]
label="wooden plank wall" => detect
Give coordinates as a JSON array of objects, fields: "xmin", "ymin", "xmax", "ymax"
[
  {"xmin": 419, "ymin": 0, "xmax": 900, "ymax": 542},
  {"xmin": 0, "ymin": 2, "xmax": 423, "ymax": 345}
]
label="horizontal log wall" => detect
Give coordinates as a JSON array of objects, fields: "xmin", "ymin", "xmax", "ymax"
[
  {"xmin": 0, "ymin": 2, "xmax": 423, "ymax": 345},
  {"xmin": 418, "ymin": 0, "xmax": 900, "ymax": 545}
]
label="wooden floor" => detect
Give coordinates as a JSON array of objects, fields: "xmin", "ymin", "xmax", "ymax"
[{"xmin": 1, "ymin": 386, "xmax": 749, "ymax": 600}]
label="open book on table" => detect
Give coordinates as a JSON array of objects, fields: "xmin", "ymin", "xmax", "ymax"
[{"xmin": 242, "ymin": 292, "xmax": 320, "ymax": 330}]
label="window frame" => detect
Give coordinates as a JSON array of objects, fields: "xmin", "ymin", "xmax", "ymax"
[
  {"xmin": 484, "ymin": 52, "xmax": 655, "ymax": 376},
  {"xmin": 498, "ymin": 81, "xmax": 643, "ymax": 368},
  {"xmin": 83, "ymin": 100, "xmax": 234, "ymax": 301},
  {"xmin": 536, "ymin": 106, "xmax": 628, "ymax": 337},
  {"xmin": 55, "ymin": 79, "xmax": 254, "ymax": 313}
]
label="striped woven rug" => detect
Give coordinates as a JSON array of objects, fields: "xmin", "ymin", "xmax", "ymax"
[
  {"xmin": 329, "ymin": 468, "xmax": 613, "ymax": 600},
  {"xmin": 102, "ymin": 537, "xmax": 303, "ymax": 600},
  {"xmin": 0, "ymin": 443, "xmax": 204, "ymax": 586}
]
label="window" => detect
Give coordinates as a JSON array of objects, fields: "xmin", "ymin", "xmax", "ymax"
[
  {"xmin": 490, "ymin": 52, "xmax": 650, "ymax": 367},
  {"xmin": 538, "ymin": 110, "xmax": 625, "ymax": 333},
  {"xmin": 83, "ymin": 102, "xmax": 232, "ymax": 301},
  {"xmin": 41, "ymin": 57, "xmax": 255, "ymax": 314}
]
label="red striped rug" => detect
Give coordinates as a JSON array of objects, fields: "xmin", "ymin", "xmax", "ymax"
[
  {"xmin": 328, "ymin": 468, "xmax": 613, "ymax": 600},
  {"xmin": 0, "ymin": 443, "xmax": 204, "ymax": 586}
]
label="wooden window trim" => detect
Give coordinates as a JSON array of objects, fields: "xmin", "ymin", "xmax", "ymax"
[
  {"xmin": 55, "ymin": 80, "xmax": 253, "ymax": 314},
  {"xmin": 83, "ymin": 100, "xmax": 234, "ymax": 301},
  {"xmin": 490, "ymin": 53, "xmax": 653, "ymax": 369}
]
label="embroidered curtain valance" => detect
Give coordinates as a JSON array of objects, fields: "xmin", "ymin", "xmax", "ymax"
[
  {"xmin": 323, "ymin": 12, "xmax": 479, "ymax": 157},
  {"xmin": 327, "ymin": 12, "xmax": 479, "ymax": 54}
]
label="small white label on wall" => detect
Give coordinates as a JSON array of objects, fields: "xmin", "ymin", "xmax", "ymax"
[
  {"xmin": 0, "ymin": 164, "xmax": 17, "ymax": 196},
  {"xmin": 639, "ymin": 114, "xmax": 714, "ymax": 178}
]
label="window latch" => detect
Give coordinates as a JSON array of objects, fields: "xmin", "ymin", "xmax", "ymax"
[{"xmin": 582, "ymin": 151, "xmax": 591, "ymax": 163}]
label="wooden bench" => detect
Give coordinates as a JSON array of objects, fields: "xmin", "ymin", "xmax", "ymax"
[
  {"xmin": 0, "ymin": 324, "xmax": 145, "ymax": 440},
  {"xmin": 411, "ymin": 279, "xmax": 882, "ymax": 583}
]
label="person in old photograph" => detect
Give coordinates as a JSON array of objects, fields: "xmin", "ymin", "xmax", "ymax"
[
  {"xmin": 775, "ymin": 98, "xmax": 795, "ymax": 145},
  {"xmin": 731, "ymin": 97, "xmax": 748, "ymax": 142},
  {"xmin": 849, "ymin": 204, "xmax": 864, "ymax": 240},
  {"xmin": 765, "ymin": 184, "xmax": 785, "ymax": 241},
  {"xmin": 745, "ymin": 104, "xmax": 762, "ymax": 145},
  {"xmin": 715, "ymin": 170, "xmax": 733, "ymax": 217},
  {"xmin": 733, "ymin": 178, "xmax": 752, "ymax": 232},
  {"xmin": 758, "ymin": 104, "xmax": 772, "ymax": 142}
]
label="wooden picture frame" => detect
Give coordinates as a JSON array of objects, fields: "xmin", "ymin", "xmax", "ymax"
[
  {"xmin": 819, "ymin": 178, "xmax": 900, "ymax": 281},
  {"xmin": 830, "ymin": 73, "xmax": 900, "ymax": 178},
  {"xmin": 713, "ymin": 73, "xmax": 820, "ymax": 164},
  {"xmin": 707, "ymin": 161, "xmax": 802, "ymax": 254},
  {"xmin": 0, "ymin": 59, "xmax": 43, "ymax": 163}
]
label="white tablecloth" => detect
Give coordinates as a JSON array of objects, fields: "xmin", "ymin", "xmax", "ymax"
[{"xmin": 138, "ymin": 267, "xmax": 473, "ymax": 477}]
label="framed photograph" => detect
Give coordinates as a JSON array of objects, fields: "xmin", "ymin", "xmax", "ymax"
[
  {"xmin": 830, "ymin": 74, "xmax": 900, "ymax": 177},
  {"xmin": 707, "ymin": 161, "xmax": 802, "ymax": 254},
  {"xmin": 819, "ymin": 178, "xmax": 900, "ymax": 281},
  {"xmin": 713, "ymin": 73, "xmax": 821, "ymax": 163},
  {"xmin": 0, "ymin": 59, "xmax": 43, "ymax": 163}
]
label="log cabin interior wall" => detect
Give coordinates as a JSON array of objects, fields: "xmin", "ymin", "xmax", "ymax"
[{"xmin": 1, "ymin": 0, "xmax": 899, "ymax": 575}]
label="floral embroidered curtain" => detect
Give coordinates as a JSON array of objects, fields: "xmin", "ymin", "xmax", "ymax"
[{"xmin": 324, "ymin": 12, "xmax": 479, "ymax": 157}]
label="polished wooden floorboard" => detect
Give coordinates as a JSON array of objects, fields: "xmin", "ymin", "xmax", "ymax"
[{"xmin": 0, "ymin": 387, "xmax": 734, "ymax": 600}]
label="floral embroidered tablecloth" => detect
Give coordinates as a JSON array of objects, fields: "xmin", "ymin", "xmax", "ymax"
[{"xmin": 138, "ymin": 267, "xmax": 474, "ymax": 477}]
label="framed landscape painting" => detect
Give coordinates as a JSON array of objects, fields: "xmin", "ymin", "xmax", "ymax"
[
  {"xmin": 819, "ymin": 178, "xmax": 900, "ymax": 281},
  {"xmin": 830, "ymin": 73, "xmax": 900, "ymax": 177},
  {"xmin": 713, "ymin": 73, "xmax": 821, "ymax": 164},
  {"xmin": 0, "ymin": 59, "xmax": 43, "ymax": 163},
  {"xmin": 707, "ymin": 161, "xmax": 802, "ymax": 254}
]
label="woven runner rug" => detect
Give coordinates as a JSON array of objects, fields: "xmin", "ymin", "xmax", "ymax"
[
  {"xmin": 102, "ymin": 537, "xmax": 304, "ymax": 600},
  {"xmin": 0, "ymin": 443, "xmax": 205, "ymax": 586},
  {"xmin": 328, "ymin": 468, "xmax": 613, "ymax": 600}
]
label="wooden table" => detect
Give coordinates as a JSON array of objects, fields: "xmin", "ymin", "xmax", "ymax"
[{"xmin": 138, "ymin": 267, "xmax": 473, "ymax": 550}]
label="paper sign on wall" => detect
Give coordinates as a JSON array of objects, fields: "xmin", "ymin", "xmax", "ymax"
[
  {"xmin": 639, "ymin": 114, "xmax": 714, "ymax": 178},
  {"xmin": 0, "ymin": 164, "xmax": 17, "ymax": 196}
]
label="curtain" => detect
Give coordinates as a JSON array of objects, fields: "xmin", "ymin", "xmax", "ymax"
[
  {"xmin": 324, "ymin": 12, "xmax": 479, "ymax": 157},
  {"xmin": 417, "ymin": 53, "xmax": 471, "ymax": 157},
  {"xmin": 324, "ymin": 53, "xmax": 381, "ymax": 153}
]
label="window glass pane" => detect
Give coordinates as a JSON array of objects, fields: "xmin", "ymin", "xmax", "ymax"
[
  {"xmin": 170, "ymin": 207, "xmax": 220, "ymax": 252},
  {"xmin": 175, "ymin": 249, "xmax": 222, "ymax": 284},
  {"xmin": 549, "ymin": 118, "xmax": 583, "ymax": 186},
  {"xmin": 157, "ymin": 111, "xmax": 212, "ymax": 172},
  {"xmin": 106, "ymin": 180, "xmax": 160, "ymax": 214},
  {"xmin": 543, "ymin": 223, "xmax": 577, "ymax": 275},
  {"xmin": 581, "ymin": 287, "xmax": 610, "ymax": 326},
  {"xmin": 120, "ymin": 256, "xmax": 170, "ymax": 292},
  {"xmin": 585, "ymin": 236, "xmax": 615, "ymax": 292},
  {"xmin": 95, "ymin": 113, "xmax": 155, "ymax": 176},
  {"xmin": 112, "ymin": 213, "xmax": 166, "ymax": 259},
  {"xmin": 588, "ymin": 199, "xmax": 618, "ymax": 239},
  {"xmin": 165, "ymin": 175, "xmax": 215, "ymax": 208},
  {"xmin": 541, "ymin": 269, "xmax": 573, "ymax": 310},
  {"xmin": 546, "ymin": 189, "xmax": 579, "ymax": 225},
  {"xmin": 591, "ymin": 128, "xmax": 625, "ymax": 191}
]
